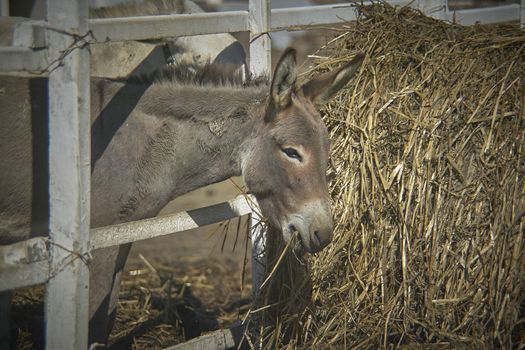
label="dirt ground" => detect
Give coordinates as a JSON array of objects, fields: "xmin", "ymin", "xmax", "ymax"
[
  {"xmin": 108, "ymin": 177, "xmax": 254, "ymax": 349},
  {"xmin": 11, "ymin": 178, "xmax": 254, "ymax": 350}
]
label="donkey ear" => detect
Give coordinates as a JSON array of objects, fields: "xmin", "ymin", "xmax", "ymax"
[
  {"xmin": 270, "ymin": 48, "xmax": 297, "ymax": 111},
  {"xmin": 302, "ymin": 53, "xmax": 364, "ymax": 104}
]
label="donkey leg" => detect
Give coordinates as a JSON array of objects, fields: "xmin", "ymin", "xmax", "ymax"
[
  {"xmin": 88, "ymin": 243, "xmax": 132, "ymax": 347},
  {"xmin": 0, "ymin": 291, "xmax": 12, "ymax": 349}
]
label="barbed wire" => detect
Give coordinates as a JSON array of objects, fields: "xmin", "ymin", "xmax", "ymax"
[
  {"xmin": 46, "ymin": 239, "xmax": 92, "ymax": 282},
  {"xmin": 29, "ymin": 28, "xmax": 94, "ymax": 75}
]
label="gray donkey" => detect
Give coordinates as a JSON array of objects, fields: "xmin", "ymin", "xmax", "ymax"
[{"xmin": 0, "ymin": 47, "xmax": 363, "ymax": 345}]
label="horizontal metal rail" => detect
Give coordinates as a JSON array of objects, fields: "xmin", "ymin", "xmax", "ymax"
[
  {"xmin": 451, "ymin": 4, "xmax": 521, "ymax": 25},
  {"xmin": 0, "ymin": 237, "xmax": 49, "ymax": 291},
  {"xmin": 271, "ymin": 1, "xmax": 407, "ymax": 30},
  {"xmin": 1, "ymin": 260, "xmax": 49, "ymax": 292},
  {"xmin": 90, "ymin": 2, "xmax": 388, "ymax": 42},
  {"xmin": 0, "ymin": 195, "xmax": 255, "ymax": 292},
  {"xmin": 166, "ymin": 328, "xmax": 235, "ymax": 350},
  {"xmin": 91, "ymin": 194, "xmax": 254, "ymax": 250},
  {"xmin": 0, "ymin": 46, "xmax": 47, "ymax": 72},
  {"xmin": 0, "ymin": 2, "xmax": 521, "ymax": 73},
  {"xmin": 90, "ymin": 11, "xmax": 249, "ymax": 42},
  {"xmin": 271, "ymin": 3, "xmax": 358, "ymax": 30}
]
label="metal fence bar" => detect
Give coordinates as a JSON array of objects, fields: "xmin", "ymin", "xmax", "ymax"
[
  {"xmin": 0, "ymin": 238, "xmax": 49, "ymax": 291},
  {"xmin": 250, "ymin": 202, "xmax": 266, "ymax": 299},
  {"xmin": 249, "ymin": 0, "xmax": 271, "ymax": 77},
  {"xmin": 520, "ymin": 0, "xmax": 525, "ymax": 29},
  {"xmin": 1, "ymin": 1, "xmax": 521, "ymax": 73},
  {"xmin": 271, "ymin": 3, "xmax": 358, "ymax": 30},
  {"xmin": 44, "ymin": 0, "xmax": 91, "ymax": 348},
  {"xmin": 90, "ymin": 11, "xmax": 249, "ymax": 42},
  {"xmin": 1, "ymin": 261, "xmax": 49, "ymax": 292},
  {"xmin": 0, "ymin": 195, "xmax": 255, "ymax": 291},
  {"xmin": 0, "ymin": 47, "xmax": 47, "ymax": 72},
  {"xmin": 165, "ymin": 328, "xmax": 235, "ymax": 350},
  {"xmin": 68, "ymin": 2, "xmax": 525, "ymax": 38},
  {"xmin": 91, "ymin": 195, "xmax": 254, "ymax": 250},
  {"xmin": 451, "ymin": 4, "xmax": 521, "ymax": 25},
  {"xmin": 0, "ymin": 0, "xmax": 8, "ymax": 16}
]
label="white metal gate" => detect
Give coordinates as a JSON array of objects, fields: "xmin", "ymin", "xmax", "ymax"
[{"xmin": 0, "ymin": 0, "xmax": 523, "ymax": 349}]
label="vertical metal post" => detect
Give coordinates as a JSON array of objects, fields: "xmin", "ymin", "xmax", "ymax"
[
  {"xmin": 249, "ymin": 0, "xmax": 271, "ymax": 77},
  {"xmin": 249, "ymin": 206, "xmax": 266, "ymax": 299},
  {"xmin": 520, "ymin": 0, "xmax": 525, "ymax": 30},
  {"xmin": 45, "ymin": 0, "xmax": 91, "ymax": 349},
  {"xmin": 0, "ymin": 0, "xmax": 8, "ymax": 16},
  {"xmin": 248, "ymin": 0, "xmax": 270, "ymax": 298}
]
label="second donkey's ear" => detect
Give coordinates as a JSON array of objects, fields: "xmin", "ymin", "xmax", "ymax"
[
  {"xmin": 302, "ymin": 53, "xmax": 364, "ymax": 104},
  {"xmin": 270, "ymin": 48, "xmax": 297, "ymax": 111}
]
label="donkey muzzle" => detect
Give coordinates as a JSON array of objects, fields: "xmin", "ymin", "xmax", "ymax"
[{"xmin": 283, "ymin": 200, "xmax": 333, "ymax": 254}]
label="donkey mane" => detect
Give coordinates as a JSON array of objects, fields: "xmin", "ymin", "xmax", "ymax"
[
  {"xmin": 102, "ymin": 62, "xmax": 271, "ymax": 126},
  {"xmin": 126, "ymin": 61, "xmax": 268, "ymax": 88}
]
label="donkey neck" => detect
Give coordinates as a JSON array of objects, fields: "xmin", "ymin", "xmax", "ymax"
[
  {"xmin": 91, "ymin": 80, "xmax": 267, "ymax": 226},
  {"xmin": 143, "ymin": 82, "xmax": 268, "ymax": 182}
]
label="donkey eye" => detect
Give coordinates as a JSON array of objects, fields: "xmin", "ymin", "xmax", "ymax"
[{"xmin": 282, "ymin": 147, "xmax": 302, "ymax": 161}]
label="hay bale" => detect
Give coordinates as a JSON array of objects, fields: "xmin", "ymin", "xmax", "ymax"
[{"xmin": 261, "ymin": 4, "xmax": 525, "ymax": 349}]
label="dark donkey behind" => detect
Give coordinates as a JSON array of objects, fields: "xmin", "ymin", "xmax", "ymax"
[{"xmin": 0, "ymin": 49, "xmax": 363, "ymax": 345}]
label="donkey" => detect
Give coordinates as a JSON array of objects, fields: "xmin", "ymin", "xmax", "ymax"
[{"xmin": 0, "ymin": 48, "xmax": 363, "ymax": 345}]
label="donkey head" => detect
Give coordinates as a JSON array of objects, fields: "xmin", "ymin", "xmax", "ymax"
[{"xmin": 243, "ymin": 48, "xmax": 364, "ymax": 253}]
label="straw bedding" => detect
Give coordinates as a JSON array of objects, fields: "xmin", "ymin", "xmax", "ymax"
[{"xmin": 257, "ymin": 3, "xmax": 525, "ymax": 349}]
